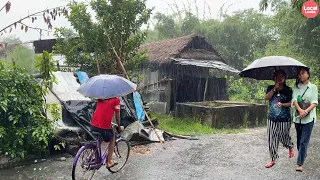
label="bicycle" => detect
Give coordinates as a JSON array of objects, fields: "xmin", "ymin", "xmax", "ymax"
[{"xmin": 72, "ymin": 123, "xmax": 130, "ymax": 180}]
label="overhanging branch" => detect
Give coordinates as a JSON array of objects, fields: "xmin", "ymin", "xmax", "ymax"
[
  {"xmin": 0, "ymin": 1, "xmax": 10, "ymax": 13},
  {"xmin": 0, "ymin": 5, "xmax": 67, "ymax": 35}
]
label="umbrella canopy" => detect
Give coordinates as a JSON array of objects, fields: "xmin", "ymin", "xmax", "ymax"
[
  {"xmin": 78, "ymin": 74, "xmax": 137, "ymax": 99},
  {"xmin": 239, "ymin": 56, "xmax": 308, "ymax": 80}
]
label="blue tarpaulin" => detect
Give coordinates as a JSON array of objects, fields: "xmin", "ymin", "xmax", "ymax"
[
  {"xmin": 133, "ymin": 92, "xmax": 145, "ymax": 121},
  {"xmin": 76, "ymin": 71, "xmax": 89, "ymax": 84}
]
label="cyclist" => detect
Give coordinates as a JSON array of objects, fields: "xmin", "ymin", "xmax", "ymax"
[{"xmin": 91, "ymin": 97, "xmax": 122, "ymax": 168}]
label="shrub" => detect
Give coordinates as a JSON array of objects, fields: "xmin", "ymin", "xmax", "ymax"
[{"xmin": 0, "ymin": 63, "xmax": 55, "ymax": 159}]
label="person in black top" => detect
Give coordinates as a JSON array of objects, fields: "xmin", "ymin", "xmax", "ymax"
[{"xmin": 264, "ymin": 69, "xmax": 294, "ymax": 168}]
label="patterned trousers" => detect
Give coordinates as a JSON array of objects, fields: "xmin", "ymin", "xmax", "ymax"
[{"xmin": 267, "ymin": 120, "xmax": 294, "ymax": 161}]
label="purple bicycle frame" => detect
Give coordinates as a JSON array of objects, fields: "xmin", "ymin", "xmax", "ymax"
[{"xmin": 73, "ymin": 135, "xmax": 125, "ymax": 170}]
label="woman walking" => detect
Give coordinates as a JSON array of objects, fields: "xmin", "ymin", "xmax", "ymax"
[
  {"xmin": 292, "ymin": 67, "xmax": 318, "ymax": 172},
  {"xmin": 265, "ymin": 70, "xmax": 294, "ymax": 168}
]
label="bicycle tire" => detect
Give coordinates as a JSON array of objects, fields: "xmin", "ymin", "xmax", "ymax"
[
  {"xmin": 107, "ymin": 139, "xmax": 130, "ymax": 173},
  {"xmin": 72, "ymin": 145, "xmax": 99, "ymax": 180}
]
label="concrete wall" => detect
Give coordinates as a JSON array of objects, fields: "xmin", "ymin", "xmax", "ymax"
[{"xmin": 175, "ymin": 101, "xmax": 268, "ymax": 129}]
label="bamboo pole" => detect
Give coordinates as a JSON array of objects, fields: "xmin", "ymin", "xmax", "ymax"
[{"xmin": 106, "ymin": 35, "xmax": 165, "ymax": 149}]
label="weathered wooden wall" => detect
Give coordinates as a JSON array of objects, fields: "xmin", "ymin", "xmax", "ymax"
[
  {"xmin": 139, "ymin": 62, "xmax": 229, "ymax": 114},
  {"xmin": 139, "ymin": 65, "xmax": 172, "ymax": 114}
]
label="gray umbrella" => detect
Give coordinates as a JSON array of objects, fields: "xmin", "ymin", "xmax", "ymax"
[
  {"xmin": 238, "ymin": 56, "xmax": 308, "ymax": 80},
  {"xmin": 77, "ymin": 74, "xmax": 137, "ymax": 99}
]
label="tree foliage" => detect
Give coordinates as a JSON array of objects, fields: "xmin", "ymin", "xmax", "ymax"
[
  {"xmin": 0, "ymin": 62, "xmax": 55, "ymax": 159},
  {"xmin": 54, "ymin": 0, "xmax": 153, "ymax": 76},
  {"xmin": 146, "ymin": 1, "xmax": 320, "ymax": 101},
  {"xmin": 0, "ymin": 36, "xmax": 35, "ymax": 73}
]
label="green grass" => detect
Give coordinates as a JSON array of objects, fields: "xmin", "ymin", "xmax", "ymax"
[{"xmin": 154, "ymin": 113, "xmax": 246, "ymax": 136}]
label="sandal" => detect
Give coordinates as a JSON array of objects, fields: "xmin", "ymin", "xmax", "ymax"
[
  {"xmin": 296, "ymin": 166, "xmax": 303, "ymax": 172},
  {"xmin": 106, "ymin": 161, "xmax": 118, "ymax": 168},
  {"xmin": 265, "ymin": 161, "xmax": 275, "ymax": 168},
  {"xmin": 289, "ymin": 147, "xmax": 294, "ymax": 158}
]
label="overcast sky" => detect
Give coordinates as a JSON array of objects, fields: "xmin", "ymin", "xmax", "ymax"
[{"xmin": 0, "ymin": 0, "xmax": 260, "ymax": 42}]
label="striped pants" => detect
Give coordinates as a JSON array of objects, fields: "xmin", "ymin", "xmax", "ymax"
[{"xmin": 267, "ymin": 120, "xmax": 294, "ymax": 161}]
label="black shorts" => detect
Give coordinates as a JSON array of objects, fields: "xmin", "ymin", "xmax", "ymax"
[{"xmin": 90, "ymin": 126, "xmax": 114, "ymax": 142}]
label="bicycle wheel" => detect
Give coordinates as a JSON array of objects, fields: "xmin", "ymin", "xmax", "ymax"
[
  {"xmin": 72, "ymin": 145, "xmax": 99, "ymax": 180},
  {"xmin": 107, "ymin": 139, "xmax": 130, "ymax": 173}
]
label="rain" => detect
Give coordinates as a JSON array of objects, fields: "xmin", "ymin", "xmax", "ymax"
[{"xmin": 1, "ymin": 0, "xmax": 320, "ymax": 179}]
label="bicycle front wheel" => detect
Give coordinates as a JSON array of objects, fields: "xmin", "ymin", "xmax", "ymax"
[
  {"xmin": 107, "ymin": 139, "xmax": 130, "ymax": 173},
  {"xmin": 72, "ymin": 145, "xmax": 99, "ymax": 180}
]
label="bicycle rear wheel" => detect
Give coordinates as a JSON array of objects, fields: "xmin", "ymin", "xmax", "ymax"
[
  {"xmin": 72, "ymin": 145, "xmax": 99, "ymax": 180},
  {"xmin": 107, "ymin": 139, "xmax": 130, "ymax": 173}
]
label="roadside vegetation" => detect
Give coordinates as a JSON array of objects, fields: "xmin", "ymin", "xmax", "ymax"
[{"xmin": 155, "ymin": 113, "xmax": 246, "ymax": 136}]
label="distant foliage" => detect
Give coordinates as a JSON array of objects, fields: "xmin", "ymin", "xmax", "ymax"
[
  {"xmin": 0, "ymin": 36, "xmax": 35, "ymax": 73},
  {"xmin": 147, "ymin": 1, "xmax": 320, "ymax": 102}
]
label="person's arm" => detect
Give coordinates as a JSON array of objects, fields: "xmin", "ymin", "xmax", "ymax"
[
  {"xmin": 281, "ymin": 102, "xmax": 291, "ymax": 107},
  {"xmin": 114, "ymin": 98, "xmax": 121, "ymax": 127},
  {"xmin": 115, "ymin": 111, "xmax": 120, "ymax": 126},
  {"xmin": 265, "ymin": 85, "xmax": 275, "ymax": 100},
  {"xmin": 305, "ymin": 85, "xmax": 318, "ymax": 113},
  {"xmin": 291, "ymin": 86, "xmax": 298, "ymax": 107},
  {"xmin": 293, "ymin": 101, "xmax": 303, "ymax": 112},
  {"xmin": 291, "ymin": 86, "xmax": 306, "ymax": 117},
  {"xmin": 281, "ymin": 87, "xmax": 293, "ymax": 107}
]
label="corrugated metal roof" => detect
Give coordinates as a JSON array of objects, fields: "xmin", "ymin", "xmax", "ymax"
[{"xmin": 172, "ymin": 58, "xmax": 240, "ymax": 73}]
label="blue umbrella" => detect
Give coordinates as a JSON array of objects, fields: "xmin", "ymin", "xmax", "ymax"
[{"xmin": 77, "ymin": 74, "xmax": 137, "ymax": 99}]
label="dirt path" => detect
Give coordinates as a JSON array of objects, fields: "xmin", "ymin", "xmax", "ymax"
[{"xmin": 1, "ymin": 122, "xmax": 320, "ymax": 180}]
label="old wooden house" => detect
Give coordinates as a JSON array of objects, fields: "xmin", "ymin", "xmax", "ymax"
[
  {"xmin": 31, "ymin": 34, "xmax": 240, "ymax": 114},
  {"xmin": 139, "ymin": 34, "xmax": 239, "ymax": 114}
]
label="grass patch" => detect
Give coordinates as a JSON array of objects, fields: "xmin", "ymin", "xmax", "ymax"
[{"xmin": 154, "ymin": 113, "xmax": 246, "ymax": 136}]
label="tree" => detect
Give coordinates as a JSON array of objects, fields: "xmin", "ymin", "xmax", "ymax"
[
  {"xmin": 259, "ymin": 0, "xmax": 320, "ymax": 76},
  {"xmin": 0, "ymin": 2, "xmax": 60, "ymax": 159},
  {"xmin": 54, "ymin": 0, "xmax": 153, "ymax": 76},
  {"xmin": 0, "ymin": 36, "xmax": 35, "ymax": 73},
  {"xmin": 260, "ymin": 0, "xmax": 320, "ymax": 11},
  {"xmin": 153, "ymin": 12, "xmax": 180, "ymax": 39}
]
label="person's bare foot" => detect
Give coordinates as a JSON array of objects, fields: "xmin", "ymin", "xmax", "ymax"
[
  {"xmin": 289, "ymin": 147, "xmax": 294, "ymax": 158},
  {"xmin": 265, "ymin": 161, "xmax": 275, "ymax": 168},
  {"xmin": 107, "ymin": 161, "xmax": 118, "ymax": 168},
  {"xmin": 296, "ymin": 165, "xmax": 303, "ymax": 172}
]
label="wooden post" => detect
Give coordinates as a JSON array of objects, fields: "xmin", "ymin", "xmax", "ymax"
[
  {"xmin": 106, "ymin": 35, "xmax": 165, "ymax": 147},
  {"xmin": 203, "ymin": 76, "xmax": 208, "ymax": 101}
]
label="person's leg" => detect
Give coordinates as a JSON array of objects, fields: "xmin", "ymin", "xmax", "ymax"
[
  {"xmin": 295, "ymin": 123, "xmax": 303, "ymax": 151},
  {"xmin": 296, "ymin": 120, "xmax": 314, "ymax": 171},
  {"xmin": 279, "ymin": 121, "xmax": 294, "ymax": 158},
  {"xmin": 106, "ymin": 130, "xmax": 116, "ymax": 168},
  {"xmin": 266, "ymin": 120, "xmax": 280, "ymax": 168}
]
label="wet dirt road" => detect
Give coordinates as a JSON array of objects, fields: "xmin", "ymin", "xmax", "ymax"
[{"xmin": 1, "ymin": 122, "xmax": 320, "ymax": 180}]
